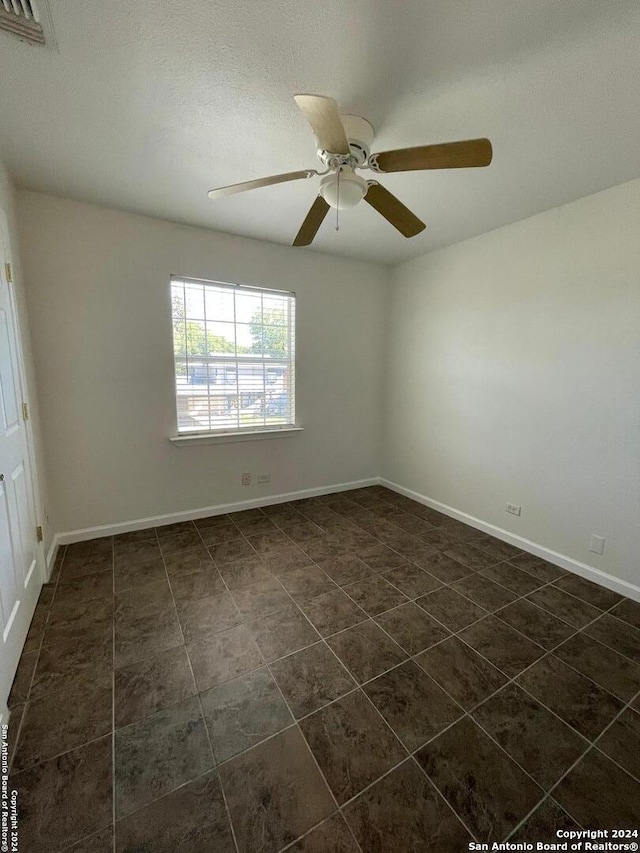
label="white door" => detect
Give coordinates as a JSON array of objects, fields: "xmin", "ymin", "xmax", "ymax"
[{"xmin": 0, "ymin": 211, "xmax": 41, "ymax": 721}]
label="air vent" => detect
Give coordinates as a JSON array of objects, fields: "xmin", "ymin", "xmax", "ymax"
[{"xmin": 0, "ymin": 0, "xmax": 45, "ymax": 45}]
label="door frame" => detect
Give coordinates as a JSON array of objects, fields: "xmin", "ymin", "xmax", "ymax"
[
  {"xmin": 0, "ymin": 207, "xmax": 47, "ymax": 585},
  {"xmin": 0, "ymin": 206, "xmax": 47, "ymax": 726}
]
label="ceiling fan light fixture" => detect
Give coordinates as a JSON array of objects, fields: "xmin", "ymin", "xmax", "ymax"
[
  {"xmin": 207, "ymin": 94, "xmax": 492, "ymax": 246},
  {"xmin": 319, "ymin": 171, "xmax": 367, "ymax": 210}
]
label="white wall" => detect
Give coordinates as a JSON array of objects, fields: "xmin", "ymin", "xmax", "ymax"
[
  {"xmin": 384, "ymin": 180, "xmax": 640, "ymax": 589},
  {"xmin": 16, "ymin": 191, "xmax": 387, "ymax": 534},
  {"xmin": 0, "ymin": 160, "xmax": 50, "ymax": 553},
  {"xmin": 14, "ymin": 181, "xmax": 639, "ymax": 593}
]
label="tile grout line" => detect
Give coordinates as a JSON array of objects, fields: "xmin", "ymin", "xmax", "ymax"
[
  {"xmin": 488, "ymin": 594, "xmax": 640, "ymax": 668},
  {"xmin": 196, "ymin": 690, "xmax": 241, "ymax": 853},
  {"xmin": 582, "ymin": 685, "xmax": 640, "ymax": 783},
  {"xmin": 433, "ymin": 594, "xmax": 630, "ymax": 751},
  {"xmin": 212, "ymin": 721, "xmax": 300, "ymax": 771},
  {"xmin": 407, "ymin": 753, "xmax": 482, "ymax": 842},
  {"xmin": 118, "ymin": 522, "xmax": 636, "ymax": 750},
  {"xmin": 346, "ymin": 594, "xmax": 560, "ymax": 840},
  {"xmin": 334, "ymin": 746, "xmax": 480, "ymax": 844},
  {"xmin": 14, "ymin": 524, "xmax": 636, "ymax": 770},
  {"xmin": 196, "ymin": 519, "xmax": 313, "ymax": 852},
  {"xmin": 130, "ymin": 500, "xmax": 563, "ymax": 647},
  {"xmin": 113, "ymin": 528, "xmax": 183, "ymax": 844},
  {"xmin": 0, "ymin": 504, "xmax": 490, "ymax": 806},
  {"xmin": 406, "ymin": 594, "xmax": 638, "ymax": 840},
  {"xmin": 219, "ymin": 495, "xmax": 638, "ymax": 840},
  {"xmin": 23, "ymin": 546, "xmax": 66, "ymax": 696},
  {"xmin": 237, "ymin": 623, "xmax": 348, "ymax": 848},
  {"xmin": 11, "ymin": 492, "xmax": 640, "ymax": 850},
  {"xmin": 11, "ymin": 731, "xmax": 125, "ymax": 781},
  {"xmin": 19, "ymin": 539, "xmax": 115, "ymax": 846},
  {"xmin": 162, "ymin": 529, "xmax": 243, "ymax": 851},
  {"xmin": 9, "ymin": 577, "xmax": 117, "ymax": 814},
  {"xmin": 225, "ymin": 532, "xmax": 387, "ymax": 851},
  {"xmin": 236, "ymin": 541, "xmax": 482, "ymax": 848},
  {"xmin": 7, "ymin": 551, "xmax": 62, "ymax": 775},
  {"xmin": 341, "ymin": 814, "xmax": 366, "ymax": 853},
  {"xmin": 505, "ymin": 791, "xmax": 586, "ymax": 841},
  {"xmin": 493, "ymin": 595, "xmax": 636, "ymax": 713},
  {"xmin": 35, "ymin": 624, "xmax": 640, "ymax": 841},
  {"xmin": 505, "ymin": 681, "xmax": 640, "ymax": 840},
  {"xmin": 259, "ymin": 544, "xmax": 637, "ymax": 840},
  {"xmin": 253, "ymin": 578, "xmax": 347, "ymax": 818},
  {"xmin": 570, "ymin": 610, "xmax": 640, "ymax": 667},
  {"xmin": 109, "ymin": 537, "xmax": 116, "ymax": 853},
  {"xmin": 395, "ymin": 566, "xmax": 640, "ymax": 710},
  {"xmin": 96, "ymin": 587, "xmax": 635, "ymax": 807},
  {"xmin": 106, "ymin": 763, "xmax": 236, "ymax": 833},
  {"xmin": 118, "ymin": 524, "xmax": 242, "ymax": 852},
  {"xmin": 277, "ymin": 809, "xmax": 365, "ymax": 853},
  {"xmin": 57, "ymin": 824, "xmax": 114, "ymax": 853}
]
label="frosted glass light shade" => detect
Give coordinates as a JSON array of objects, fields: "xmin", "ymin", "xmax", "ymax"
[{"xmin": 320, "ymin": 172, "xmax": 367, "ymax": 210}]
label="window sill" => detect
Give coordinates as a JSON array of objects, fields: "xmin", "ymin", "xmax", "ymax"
[{"xmin": 169, "ymin": 427, "xmax": 304, "ymax": 446}]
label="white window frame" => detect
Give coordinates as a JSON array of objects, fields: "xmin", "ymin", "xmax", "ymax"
[{"xmin": 168, "ymin": 275, "xmax": 301, "ymax": 445}]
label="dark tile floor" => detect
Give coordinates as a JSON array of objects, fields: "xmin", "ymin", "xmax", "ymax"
[{"xmin": 7, "ymin": 486, "xmax": 640, "ymax": 852}]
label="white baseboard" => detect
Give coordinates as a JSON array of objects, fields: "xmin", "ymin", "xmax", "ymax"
[
  {"xmin": 48, "ymin": 474, "xmax": 639, "ymax": 605},
  {"xmin": 54, "ymin": 478, "xmax": 379, "ymax": 546},
  {"xmin": 380, "ymin": 478, "xmax": 640, "ymax": 604},
  {"xmin": 45, "ymin": 537, "xmax": 60, "ymax": 582}
]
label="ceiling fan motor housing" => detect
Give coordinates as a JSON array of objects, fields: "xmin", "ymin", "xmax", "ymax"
[
  {"xmin": 317, "ymin": 114, "xmax": 375, "ymax": 169},
  {"xmin": 317, "ymin": 114, "xmax": 374, "ymax": 209},
  {"xmin": 341, "ymin": 114, "xmax": 375, "ymax": 164}
]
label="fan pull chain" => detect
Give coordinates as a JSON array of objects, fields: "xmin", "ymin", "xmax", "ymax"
[{"xmin": 335, "ymin": 169, "xmax": 340, "ymax": 231}]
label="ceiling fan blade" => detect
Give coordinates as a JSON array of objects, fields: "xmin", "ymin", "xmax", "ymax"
[
  {"xmin": 369, "ymin": 138, "xmax": 492, "ymax": 173},
  {"xmin": 294, "ymin": 94, "xmax": 350, "ymax": 155},
  {"xmin": 292, "ymin": 196, "xmax": 330, "ymax": 247},
  {"xmin": 364, "ymin": 182, "xmax": 426, "ymax": 238},
  {"xmin": 208, "ymin": 169, "xmax": 317, "ymax": 199}
]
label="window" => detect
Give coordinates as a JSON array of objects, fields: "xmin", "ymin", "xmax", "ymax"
[{"xmin": 171, "ymin": 276, "xmax": 296, "ymax": 435}]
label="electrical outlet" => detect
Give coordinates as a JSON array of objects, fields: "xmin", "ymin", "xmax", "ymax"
[
  {"xmin": 257, "ymin": 473, "xmax": 271, "ymax": 484},
  {"xmin": 589, "ymin": 535, "xmax": 606, "ymax": 555},
  {"xmin": 506, "ymin": 503, "xmax": 522, "ymax": 516},
  {"xmin": 241, "ymin": 472, "xmax": 252, "ymax": 486}
]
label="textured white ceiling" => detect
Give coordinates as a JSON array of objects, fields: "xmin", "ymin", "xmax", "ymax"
[{"xmin": 1, "ymin": 0, "xmax": 639, "ymax": 265}]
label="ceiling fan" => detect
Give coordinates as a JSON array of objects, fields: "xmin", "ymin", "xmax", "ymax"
[{"xmin": 208, "ymin": 94, "xmax": 493, "ymax": 247}]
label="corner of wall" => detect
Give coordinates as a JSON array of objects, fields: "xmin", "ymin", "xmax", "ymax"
[
  {"xmin": 378, "ymin": 262, "xmax": 396, "ymax": 482},
  {"xmin": 380, "ymin": 179, "xmax": 640, "ymax": 592}
]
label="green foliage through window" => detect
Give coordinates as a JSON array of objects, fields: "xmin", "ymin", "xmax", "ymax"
[{"xmin": 249, "ymin": 308, "xmax": 288, "ymax": 357}]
